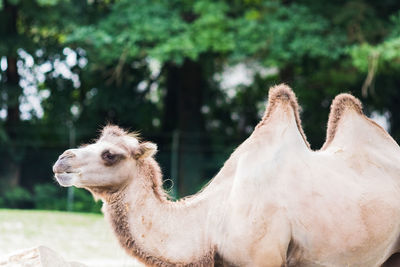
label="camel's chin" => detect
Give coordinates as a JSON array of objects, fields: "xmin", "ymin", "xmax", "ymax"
[{"xmin": 54, "ymin": 173, "xmax": 78, "ymax": 187}]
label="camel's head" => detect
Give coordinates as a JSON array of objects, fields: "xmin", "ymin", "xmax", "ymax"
[{"xmin": 52, "ymin": 125, "xmax": 157, "ymax": 190}]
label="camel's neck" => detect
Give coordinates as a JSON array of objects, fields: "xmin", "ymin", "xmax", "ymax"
[{"xmin": 102, "ymin": 158, "xmax": 221, "ymax": 266}]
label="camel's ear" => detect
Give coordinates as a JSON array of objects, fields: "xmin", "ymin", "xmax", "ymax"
[{"xmin": 134, "ymin": 142, "xmax": 157, "ymax": 159}]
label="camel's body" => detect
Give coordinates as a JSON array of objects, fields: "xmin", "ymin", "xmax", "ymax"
[{"xmin": 53, "ymin": 84, "xmax": 400, "ymax": 266}]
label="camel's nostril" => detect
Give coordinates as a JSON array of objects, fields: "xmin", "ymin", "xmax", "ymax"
[
  {"xmin": 54, "ymin": 150, "xmax": 76, "ymax": 173},
  {"xmin": 53, "ymin": 159, "xmax": 74, "ymax": 174},
  {"xmin": 59, "ymin": 150, "xmax": 76, "ymax": 160}
]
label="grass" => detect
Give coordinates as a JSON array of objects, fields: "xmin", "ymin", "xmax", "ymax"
[{"xmin": 0, "ymin": 209, "xmax": 142, "ymax": 266}]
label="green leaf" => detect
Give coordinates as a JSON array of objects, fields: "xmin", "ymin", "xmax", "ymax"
[
  {"xmin": 8, "ymin": 0, "xmax": 20, "ymax": 4},
  {"xmin": 36, "ymin": 0, "xmax": 60, "ymax": 6}
]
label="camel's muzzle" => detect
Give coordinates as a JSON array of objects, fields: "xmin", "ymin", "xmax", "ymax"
[
  {"xmin": 53, "ymin": 150, "xmax": 76, "ymax": 173},
  {"xmin": 53, "ymin": 150, "xmax": 80, "ymax": 187}
]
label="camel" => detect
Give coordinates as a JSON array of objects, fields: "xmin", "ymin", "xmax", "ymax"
[{"xmin": 53, "ymin": 84, "xmax": 400, "ymax": 266}]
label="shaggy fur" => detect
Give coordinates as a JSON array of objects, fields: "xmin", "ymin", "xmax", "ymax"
[
  {"xmin": 100, "ymin": 124, "xmax": 141, "ymax": 141},
  {"xmin": 137, "ymin": 158, "xmax": 169, "ymax": 202},
  {"xmin": 321, "ymin": 93, "xmax": 394, "ymax": 150},
  {"xmin": 105, "ymin": 192, "xmax": 215, "ymax": 267},
  {"xmin": 256, "ymin": 84, "xmax": 310, "ymax": 148},
  {"xmin": 91, "ymin": 158, "xmax": 218, "ymax": 267},
  {"xmin": 53, "ymin": 83, "xmax": 400, "ymax": 267},
  {"xmin": 101, "ymin": 125, "xmax": 129, "ymax": 138},
  {"xmin": 321, "ymin": 93, "xmax": 363, "ymax": 150}
]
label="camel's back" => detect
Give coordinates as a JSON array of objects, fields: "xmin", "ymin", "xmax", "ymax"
[
  {"xmin": 284, "ymin": 146, "xmax": 400, "ymax": 266},
  {"xmin": 216, "ymin": 87, "xmax": 400, "ymax": 266}
]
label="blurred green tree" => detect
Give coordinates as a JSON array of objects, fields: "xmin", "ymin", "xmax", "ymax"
[
  {"xmin": 67, "ymin": 0, "xmax": 400, "ymax": 196},
  {"xmin": 0, "ymin": 0, "xmax": 110, "ymax": 193},
  {"xmin": 1, "ymin": 0, "xmax": 400, "ymax": 201}
]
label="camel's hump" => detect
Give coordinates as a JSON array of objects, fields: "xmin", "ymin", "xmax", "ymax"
[
  {"xmin": 330, "ymin": 93, "xmax": 363, "ymax": 117},
  {"xmin": 256, "ymin": 84, "xmax": 310, "ymax": 148},
  {"xmin": 322, "ymin": 92, "xmax": 400, "ymax": 153},
  {"xmin": 268, "ymin": 84, "xmax": 298, "ymax": 104},
  {"xmin": 322, "ymin": 93, "xmax": 364, "ymax": 149},
  {"xmin": 257, "ymin": 84, "xmax": 300, "ymax": 126}
]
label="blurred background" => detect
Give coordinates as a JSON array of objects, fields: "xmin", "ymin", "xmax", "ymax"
[
  {"xmin": 1, "ymin": 0, "xmax": 400, "ymax": 211},
  {"xmin": 0, "ymin": 0, "xmax": 400, "ymax": 260}
]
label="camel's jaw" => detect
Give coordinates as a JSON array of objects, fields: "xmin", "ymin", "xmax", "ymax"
[{"xmin": 54, "ymin": 172, "xmax": 80, "ymax": 187}]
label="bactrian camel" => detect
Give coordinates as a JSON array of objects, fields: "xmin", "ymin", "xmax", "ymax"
[{"xmin": 53, "ymin": 84, "xmax": 400, "ymax": 266}]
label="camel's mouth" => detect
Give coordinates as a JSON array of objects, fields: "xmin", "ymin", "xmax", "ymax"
[{"xmin": 54, "ymin": 172, "xmax": 80, "ymax": 187}]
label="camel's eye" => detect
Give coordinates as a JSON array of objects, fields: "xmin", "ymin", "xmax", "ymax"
[{"xmin": 101, "ymin": 150, "xmax": 123, "ymax": 166}]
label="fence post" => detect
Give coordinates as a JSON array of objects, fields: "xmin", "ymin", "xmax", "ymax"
[
  {"xmin": 67, "ymin": 121, "xmax": 75, "ymax": 211},
  {"xmin": 170, "ymin": 130, "xmax": 179, "ymax": 199}
]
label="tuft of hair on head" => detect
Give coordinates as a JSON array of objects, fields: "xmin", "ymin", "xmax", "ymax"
[
  {"xmin": 322, "ymin": 93, "xmax": 363, "ymax": 149},
  {"xmin": 100, "ymin": 124, "xmax": 128, "ymax": 138},
  {"xmin": 127, "ymin": 131, "xmax": 141, "ymax": 141},
  {"xmin": 99, "ymin": 124, "xmax": 141, "ymax": 140}
]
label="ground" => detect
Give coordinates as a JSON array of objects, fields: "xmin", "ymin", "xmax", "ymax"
[{"xmin": 0, "ymin": 209, "xmax": 143, "ymax": 267}]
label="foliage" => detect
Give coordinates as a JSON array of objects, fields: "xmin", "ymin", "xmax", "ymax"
[
  {"xmin": 0, "ymin": 186, "xmax": 32, "ymax": 208},
  {"xmin": 71, "ymin": 188, "xmax": 102, "ymax": 213},
  {"xmin": 0, "ymin": 184, "xmax": 101, "ymax": 212},
  {"xmin": 68, "ymin": 0, "xmax": 347, "ymax": 66},
  {"xmin": 68, "ymin": 0, "xmax": 234, "ymax": 64},
  {"xmin": 1, "ymin": 0, "xmax": 400, "ymax": 205},
  {"xmin": 350, "ymin": 10, "xmax": 400, "ymax": 72},
  {"xmin": 33, "ymin": 183, "xmax": 66, "ymax": 210},
  {"xmin": 33, "ymin": 184, "xmax": 101, "ymax": 213}
]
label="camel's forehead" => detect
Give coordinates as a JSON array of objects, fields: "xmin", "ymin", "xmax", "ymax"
[
  {"xmin": 99, "ymin": 126, "xmax": 140, "ymax": 147},
  {"xmin": 98, "ymin": 134, "xmax": 140, "ymax": 149}
]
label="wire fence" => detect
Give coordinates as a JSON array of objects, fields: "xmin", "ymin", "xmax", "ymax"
[{"xmin": 0, "ymin": 124, "xmax": 246, "ymax": 210}]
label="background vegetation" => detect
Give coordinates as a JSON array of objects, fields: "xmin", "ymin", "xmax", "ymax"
[{"xmin": 1, "ymin": 0, "xmax": 400, "ymax": 212}]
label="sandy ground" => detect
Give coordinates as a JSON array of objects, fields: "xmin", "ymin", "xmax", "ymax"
[{"xmin": 0, "ymin": 209, "xmax": 143, "ymax": 267}]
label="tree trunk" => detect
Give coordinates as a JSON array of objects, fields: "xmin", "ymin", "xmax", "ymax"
[
  {"xmin": 163, "ymin": 59, "xmax": 206, "ymax": 197},
  {"xmin": 2, "ymin": 0, "xmax": 22, "ymax": 189},
  {"xmin": 279, "ymin": 65, "xmax": 294, "ymax": 85}
]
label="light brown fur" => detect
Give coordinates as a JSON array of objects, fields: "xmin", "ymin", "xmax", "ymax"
[
  {"xmin": 257, "ymin": 84, "xmax": 310, "ymax": 148},
  {"xmin": 53, "ymin": 84, "xmax": 400, "ymax": 267},
  {"xmin": 322, "ymin": 93, "xmax": 363, "ymax": 150},
  {"xmin": 89, "ymin": 158, "xmax": 217, "ymax": 267},
  {"xmin": 104, "ymin": 190, "xmax": 215, "ymax": 267}
]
